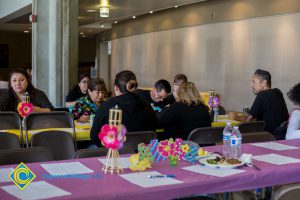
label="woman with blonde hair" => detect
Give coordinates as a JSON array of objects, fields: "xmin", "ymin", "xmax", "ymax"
[{"xmin": 157, "ymin": 82, "xmax": 211, "ymax": 140}]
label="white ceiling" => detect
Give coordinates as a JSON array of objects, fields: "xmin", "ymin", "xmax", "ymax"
[{"xmin": 0, "ymin": 0, "xmax": 208, "ymax": 36}]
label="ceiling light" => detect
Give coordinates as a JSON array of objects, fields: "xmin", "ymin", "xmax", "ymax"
[
  {"xmin": 100, "ymin": 0, "xmax": 109, "ymax": 18},
  {"xmin": 132, "ymin": 16, "xmax": 136, "ymax": 19},
  {"xmin": 80, "ymin": 32, "xmax": 84, "ymax": 35},
  {"xmin": 149, "ymin": 11, "xmax": 153, "ymax": 14},
  {"xmin": 100, "ymin": 25, "xmax": 104, "ymax": 28},
  {"xmin": 114, "ymin": 21, "xmax": 118, "ymax": 24},
  {"xmin": 24, "ymin": 30, "xmax": 30, "ymax": 33},
  {"xmin": 174, "ymin": 5, "xmax": 178, "ymax": 8},
  {"xmin": 86, "ymin": 9, "xmax": 97, "ymax": 13}
]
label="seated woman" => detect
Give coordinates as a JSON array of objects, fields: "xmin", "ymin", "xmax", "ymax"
[
  {"xmin": 0, "ymin": 68, "xmax": 54, "ymax": 113},
  {"xmin": 286, "ymin": 82, "xmax": 300, "ymax": 140},
  {"xmin": 66, "ymin": 74, "xmax": 90, "ymax": 106},
  {"xmin": 157, "ymin": 82, "xmax": 211, "ymax": 140},
  {"xmin": 90, "ymin": 70, "xmax": 157, "ymax": 147},
  {"xmin": 71, "ymin": 78, "xmax": 107, "ymax": 122}
]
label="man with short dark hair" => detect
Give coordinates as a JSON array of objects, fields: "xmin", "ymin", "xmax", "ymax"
[
  {"xmin": 230, "ymin": 69, "xmax": 289, "ymax": 137},
  {"xmin": 135, "ymin": 79, "xmax": 172, "ymax": 111}
]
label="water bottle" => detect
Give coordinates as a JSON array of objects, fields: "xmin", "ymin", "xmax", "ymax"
[
  {"xmin": 230, "ymin": 126, "xmax": 242, "ymax": 159},
  {"xmin": 223, "ymin": 122, "xmax": 233, "ymax": 158},
  {"xmin": 213, "ymin": 107, "xmax": 219, "ymax": 122}
]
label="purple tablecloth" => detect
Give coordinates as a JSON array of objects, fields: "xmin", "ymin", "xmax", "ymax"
[{"xmin": 1, "ymin": 139, "xmax": 300, "ymax": 200}]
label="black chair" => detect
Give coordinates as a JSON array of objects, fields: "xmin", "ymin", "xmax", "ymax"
[
  {"xmin": 0, "ymin": 88, "xmax": 8, "ymax": 95},
  {"xmin": 31, "ymin": 131, "xmax": 76, "ymax": 160},
  {"xmin": 0, "ymin": 112, "xmax": 23, "ymax": 147},
  {"xmin": 272, "ymin": 183, "xmax": 300, "ymax": 200},
  {"xmin": 218, "ymin": 105, "xmax": 226, "ymax": 115},
  {"xmin": 73, "ymin": 148, "xmax": 107, "ymax": 159},
  {"xmin": 238, "ymin": 121, "xmax": 265, "ymax": 133},
  {"xmin": 242, "ymin": 131, "xmax": 276, "ymax": 143},
  {"xmin": 187, "ymin": 127, "xmax": 224, "ymax": 146},
  {"xmin": 24, "ymin": 111, "xmax": 76, "ymax": 149},
  {"xmin": 0, "ymin": 132, "xmax": 21, "ymax": 149},
  {"xmin": 0, "ymin": 147, "xmax": 53, "ymax": 165},
  {"xmin": 119, "ymin": 131, "xmax": 157, "ymax": 154}
]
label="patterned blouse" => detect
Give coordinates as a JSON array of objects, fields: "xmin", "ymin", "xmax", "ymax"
[{"xmin": 71, "ymin": 95, "xmax": 97, "ymax": 120}]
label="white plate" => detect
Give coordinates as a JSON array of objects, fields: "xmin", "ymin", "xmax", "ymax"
[{"xmin": 199, "ymin": 155, "xmax": 245, "ymax": 169}]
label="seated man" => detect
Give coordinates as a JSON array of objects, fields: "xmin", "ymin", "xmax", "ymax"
[
  {"xmin": 229, "ymin": 69, "xmax": 289, "ymax": 137},
  {"xmin": 136, "ymin": 79, "xmax": 172, "ymax": 111}
]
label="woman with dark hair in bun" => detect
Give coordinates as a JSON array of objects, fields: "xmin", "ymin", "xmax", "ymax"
[{"xmin": 90, "ymin": 70, "xmax": 157, "ymax": 147}]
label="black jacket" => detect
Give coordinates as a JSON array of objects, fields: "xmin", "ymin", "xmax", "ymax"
[{"xmin": 90, "ymin": 92, "xmax": 157, "ymax": 146}]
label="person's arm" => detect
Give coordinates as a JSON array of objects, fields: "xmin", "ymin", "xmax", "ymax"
[
  {"xmin": 90, "ymin": 104, "xmax": 107, "ymax": 147},
  {"xmin": 32, "ymin": 106, "xmax": 51, "ymax": 112},
  {"xmin": 286, "ymin": 110, "xmax": 300, "ymax": 140},
  {"xmin": 228, "ymin": 112, "xmax": 255, "ymax": 122},
  {"xmin": 229, "ymin": 95, "xmax": 262, "ymax": 122},
  {"xmin": 32, "ymin": 90, "xmax": 54, "ymax": 111},
  {"xmin": 66, "ymin": 101, "xmax": 75, "ymax": 107}
]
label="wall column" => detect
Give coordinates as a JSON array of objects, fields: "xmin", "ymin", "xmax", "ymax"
[{"xmin": 32, "ymin": 0, "xmax": 78, "ymax": 107}]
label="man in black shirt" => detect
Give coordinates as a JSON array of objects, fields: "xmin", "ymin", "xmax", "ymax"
[{"xmin": 230, "ymin": 69, "xmax": 289, "ymax": 136}]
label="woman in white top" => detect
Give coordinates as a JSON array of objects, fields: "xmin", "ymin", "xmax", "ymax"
[{"xmin": 286, "ymin": 82, "xmax": 300, "ymax": 140}]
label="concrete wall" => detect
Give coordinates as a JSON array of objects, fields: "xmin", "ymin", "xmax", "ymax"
[{"xmin": 111, "ymin": 13, "xmax": 300, "ymax": 112}]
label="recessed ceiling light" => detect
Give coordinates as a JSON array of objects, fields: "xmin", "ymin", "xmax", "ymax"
[
  {"xmin": 174, "ymin": 5, "xmax": 178, "ymax": 8},
  {"xmin": 100, "ymin": 25, "xmax": 104, "ymax": 28},
  {"xmin": 24, "ymin": 30, "xmax": 30, "ymax": 33},
  {"xmin": 80, "ymin": 32, "xmax": 84, "ymax": 35},
  {"xmin": 86, "ymin": 9, "xmax": 97, "ymax": 13},
  {"xmin": 132, "ymin": 16, "xmax": 136, "ymax": 19},
  {"xmin": 82, "ymin": 35, "xmax": 86, "ymax": 38},
  {"xmin": 149, "ymin": 11, "xmax": 153, "ymax": 14},
  {"xmin": 114, "ymin": 21, "xmax": 118, "ymax": 24}
]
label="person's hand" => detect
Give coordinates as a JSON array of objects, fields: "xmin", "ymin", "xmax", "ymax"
[
  {"xmin": 78, "ymin": 115, "xmax": 90, "ymax": 122},
  {"xmin": 228, "ymin": 112, "xmax": 237, "ymax": 120}
]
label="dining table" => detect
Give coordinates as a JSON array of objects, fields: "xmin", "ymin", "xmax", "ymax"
[{"xmin": 1, "ymin": 139, "xmax": 300, "ymax": 200}]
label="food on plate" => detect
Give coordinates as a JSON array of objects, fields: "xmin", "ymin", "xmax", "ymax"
[
  {"xmin": 206, "ymin": 156, "xmax": 241, "ymax": 165},
  {"xmin": 226, "ymin": 158, "xmax": 242, "ymax": 165},
  {"xmin": 198, "ymin": 148, "xmax": 209, "ymax": 157}
]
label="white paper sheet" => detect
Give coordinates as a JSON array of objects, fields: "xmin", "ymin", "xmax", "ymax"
[
  {"xmin": 182, "ymin": 165, "xmax": 245, "ymax": 177},
  {"xmin": 41, "ymin": 162, "xmax": 94, "ymax": 176},
  {"xmin": 1, "ymin": 181, "xmax": 71, "ymax": 200},
  {"xmin": 0, "ymin": 168, "xmax": 14, "ymax": 183},
  {"xmin": 251, "ymin": 142, "xmax": 298, "ymax": 151},
  {"xmin": 253, "ymin": 154, "xmax": 300, "ymax": 165},
  {"xmin": 119, "ymin": 171, "xmax": 183, "ymax": 188},
  {"xmin": 98, "ymin": 157, "xmax": 131, "ymax": 169}
]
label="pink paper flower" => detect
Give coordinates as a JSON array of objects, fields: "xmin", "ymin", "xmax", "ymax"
[
  {"xmin": 157, "ymin": 140, "xmax": 176, "ymax": 158},
  {"xmin": 17, "ymin": 102, "xmax": 33, "ymax": 117},
  {"xmin": 98, "ymin": 124, "xmax": 127, "ymax": 149},
  {"xmin": 98, "ymin": 125, "xmax": 119, "ymax": 149}
]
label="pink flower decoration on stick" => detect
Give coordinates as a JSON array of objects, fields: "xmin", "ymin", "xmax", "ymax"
[
  {"xmin": 17, "ymin": 102, "xmax": 33, "ymax": 117},
  {"xmin": 98, "ymin": 124, "xmax": 127, "ymax": 150}
]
